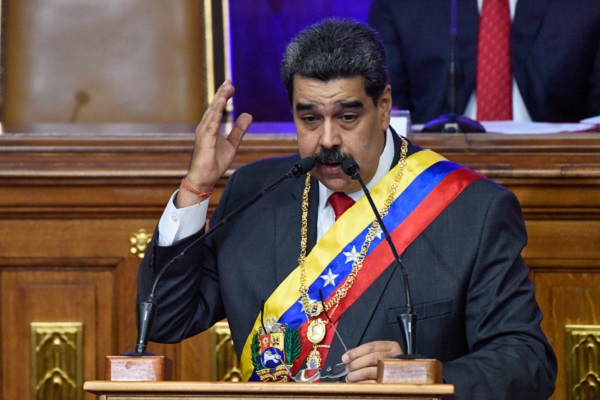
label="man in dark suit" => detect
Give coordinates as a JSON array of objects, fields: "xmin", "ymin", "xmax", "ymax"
[
  {"xmin": 137, "ymin": 18, "xmax": 556, "ymax": 398},
  {"xmin": 368, "ymin": 0, "xmax": 600, "ymax": 124}
]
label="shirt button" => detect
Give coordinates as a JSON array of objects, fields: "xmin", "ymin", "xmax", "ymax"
[{"xmin": 171, "ymin": 214, "xmax": 178, "ymax": 223}]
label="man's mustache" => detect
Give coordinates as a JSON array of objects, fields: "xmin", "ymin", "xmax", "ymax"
[{"xmin": 314, "ymin": 149, "xmax": 353, "ymax": 165}]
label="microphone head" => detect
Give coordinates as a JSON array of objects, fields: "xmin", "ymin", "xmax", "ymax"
[
  {"xmin": 341, "ymin": 158, "xmax": 360, "ymax": 179},
  {"xmin": 298, "ymin": 156, "xmax": 316, "ymax": 173},
  {"xmin": 289, "ymin": 156, "xmax": 316, "ymax": 178}
]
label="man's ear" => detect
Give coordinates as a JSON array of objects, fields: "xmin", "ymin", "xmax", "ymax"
[{"xmin": 379, "ymin": 85, "xmax": 393, "ymax": 130}]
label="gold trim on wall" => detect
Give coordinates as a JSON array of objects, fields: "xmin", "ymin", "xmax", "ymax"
[
  {"xmin": 222, "ymin": 0, "xmax": 232, "ymax": 85},
  {"xmin": 210, "ymin": 321, "xmax": 241, "ymax": 381},
  {"xmin": 31, "ymin": 322, "xmax": 83, "ymax": 400},
  {"xmin": 129, "ymin": 228, "xmax": 153, "ymax": 259},
  {"xmin": 203, "ymin": 0, "xmax": 215, "ymax": 101},
  {"xmin": 203, "ymin": 0, "xmax": 232, "ymax": 119},
  {"xmin": 565, "ymin": 325, "xmax": 600, "ymax": 400},
  {"xmin": 221, "ymin": 0, "xmax": 233, "ymax": 117}
]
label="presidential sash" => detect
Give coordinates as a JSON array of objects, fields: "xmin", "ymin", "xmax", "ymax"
[{"xmin": 241, "ymin": 149, "xmax": 483, "ymax": 381}]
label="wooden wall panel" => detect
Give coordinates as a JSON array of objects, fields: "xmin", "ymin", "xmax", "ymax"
[
  {"xmin": 524, "ymin": 220, "xmax": 600, "ymax": 260},
  {"xmin": 531, "ymin": 270, "xmax": 600, "ymax": 400},
  {"xmin": 1, "ymin": 262, "xmax": 114, "ymax": 399},
  {"xmin": 0, "ymin": 0, "xmax": 224, "ymax": 124}
]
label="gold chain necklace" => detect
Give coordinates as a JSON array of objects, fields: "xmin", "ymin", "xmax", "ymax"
[{"xmin": 296, "ymin": 137, "xmax": 408, "ymax": 369}]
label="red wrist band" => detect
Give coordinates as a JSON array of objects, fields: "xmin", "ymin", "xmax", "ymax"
[{"xmin": 180, "ymin": 177, "xmax": 214, "ymax": 202}]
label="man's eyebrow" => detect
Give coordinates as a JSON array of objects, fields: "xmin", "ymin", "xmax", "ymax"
[
  {"xmin": 295, "ymin": 102, "xmax": 316, "ymax": 112},
  {"xmin": 295, "ymin": 100, "xmax": 364, "ymax": 112},
  {"xmin": 339, "ymin": 100, "xmax": 364, "ymax": 109}
]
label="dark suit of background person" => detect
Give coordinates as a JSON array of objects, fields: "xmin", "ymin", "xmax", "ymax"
[
  {"xmin": 368, "ymin": 0, "xmax": 600, "ymax": 124},
  {"xmin": 137, "ymin": 127, "xmax": 556, "ymax": 399}
]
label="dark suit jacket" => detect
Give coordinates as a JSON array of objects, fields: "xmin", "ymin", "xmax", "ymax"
[
  {"xmin": 368, "ymin": 0, "xmax": 600, "ymax": 124},
  {"xmin": 137, "ymin": 133, "xmax": 556, "ymax": 399}
]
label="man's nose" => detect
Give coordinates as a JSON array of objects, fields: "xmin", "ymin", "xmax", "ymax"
[{"xmin": 320, "ymin": 120, "xmax": 342, "ymax": 148}]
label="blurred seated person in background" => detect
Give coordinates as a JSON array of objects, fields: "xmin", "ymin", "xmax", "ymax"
[
  {"xmin": 137, "ymin": 18, "xmax": 556, "ymax": 399},
  {"xmin": 368, "ymin": 0, "xmax": 600, "ymax": 124}
]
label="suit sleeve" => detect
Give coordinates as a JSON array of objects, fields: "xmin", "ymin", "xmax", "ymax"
[
  {"xmin": 368, "ymin": 0, "xmax": 411, "ymax": 109},
  {"xmin": 442, "ymin": 189, "xmax": 557, "ymax": 399},
  {"xmin": 135, "ymin": 173, "xmax": 242, "ymax": 344}
]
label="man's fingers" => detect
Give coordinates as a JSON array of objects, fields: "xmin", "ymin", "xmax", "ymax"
[
  {"xmin": 341, "ymin": 341, "xmax": 403, "ymax": 383},
  {"xmin": 199, "ymin": 97, "xmax": 227, "ymax": 139},
  {"xmin": 210, "ymin": 80, "xmax": 235, "ymax": 109},
  {"xmin": 344, "ymin": 341, "xmax": 401, "ymax": 363},
  {"xmin": 346, "ymin": 351, "xmax": 387, "ymax": 372},
  {"xmin": 346, "ymin": 366, "xmax": 378, "ymax": 383},
  {"xmin": 227, "ymin": 113, "xmax": 253, "ymax": 148},
  {"xmin": 197, "ymin": 81, "xmax": 235, "ymax": 139}
]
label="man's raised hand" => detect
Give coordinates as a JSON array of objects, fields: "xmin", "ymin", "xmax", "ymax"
[{"xmin": 177, "ymin": 80, "xmax": 253, "ymax": 207}]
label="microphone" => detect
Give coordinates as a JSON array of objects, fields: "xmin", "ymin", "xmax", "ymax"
[
  {"xmin": 421, "ymin": 0, "xmax": 485, "ymax": 133},
  {"xmin": 341, "ymin": 158, "xmax": 417, "ymax": 356},
  {"xmin": 135, "ymin": 156, "xmax": 316, "ymax": 355}
]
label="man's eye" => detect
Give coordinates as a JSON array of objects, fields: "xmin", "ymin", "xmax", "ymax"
[
  {"xmin": 302, "ymin": 115, "xmax": 319, "ymax": 123},
  {"xmin": 341, "ymin": 114, "xmax": 358, "ymax": 122}
]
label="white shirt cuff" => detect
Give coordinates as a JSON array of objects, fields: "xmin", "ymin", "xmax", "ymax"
[{"xmin": 157, "ymin": 190, "xmax": 208, "ymax": 246}]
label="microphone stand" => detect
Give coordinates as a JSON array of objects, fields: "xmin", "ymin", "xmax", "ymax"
[
  {"xmin": 421, "ymin": 0, "xmax": 486, "ymax": 133},
  {"xmin": 341, "ymin": 160, "xmax": 416, "ymax": 357},
  {"xmin": 135, "ymin": 157, "xmax": 316, "ymax": 355}
]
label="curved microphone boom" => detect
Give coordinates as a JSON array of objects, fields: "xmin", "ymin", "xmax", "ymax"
[
  {"xmin": 341, "ymin": 158, "xmax": 417, "ymax": 356},
  {"xmin": 135, "ymin": 156, "xmax": 316, "ymax": 355}
]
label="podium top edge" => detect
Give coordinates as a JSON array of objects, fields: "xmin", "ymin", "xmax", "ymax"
[{"xmin": 84, "ymin": 380, "xmax": 455, "ymax": 395}]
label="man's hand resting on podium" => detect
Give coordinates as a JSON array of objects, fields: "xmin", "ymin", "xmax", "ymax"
[{"xmin": 342, "ymin": 341, "xmax": 402, "ymax": 382}]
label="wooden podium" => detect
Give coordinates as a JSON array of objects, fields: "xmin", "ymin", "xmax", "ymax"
[{"xmin": 84, "ymin": 381, "xmax": 455, "ymax": 400}]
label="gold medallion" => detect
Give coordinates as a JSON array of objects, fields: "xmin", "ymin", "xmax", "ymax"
[
  {"xmin": 307, "ymin": 318, "xmax": 326, "ymax": 344},
  {"xmin": 306, "ymin": 348, "xmax": 322, "ymax": 369},
  {"xmin": 308, "ymin": 300, "xmax": 323, "ymax": 317}
]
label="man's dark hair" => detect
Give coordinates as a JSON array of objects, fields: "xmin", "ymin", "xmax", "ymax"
[{"xmin": 281, "ymin": 18, "xmax": 389, "ymax": 106}]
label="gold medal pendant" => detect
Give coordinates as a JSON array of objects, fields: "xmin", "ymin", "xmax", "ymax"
[
  {"xmin": 306, "ymin": 347, "xmax": 322, "ymax": 370},
  {"xmin": 308, "ymin": 301, "xmax": 323, "ymax": 317},
  {"xmin": 307, "ymin": 318, "xmax": 326, "ymax": 344}
]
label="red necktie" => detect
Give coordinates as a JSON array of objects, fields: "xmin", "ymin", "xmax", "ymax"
[
  {"xmin": 329, "ymin": 193, "xmax": 355, "ymax": 221},
  {"xmin": 477, "ymin": 0, "xmax": 512, "ymax": 121}
]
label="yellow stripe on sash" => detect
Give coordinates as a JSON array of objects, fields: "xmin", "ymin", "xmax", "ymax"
[{"xmin": 240, "ymin": 149, "xmax": 447, "ymax": 380}]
